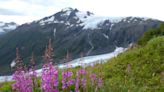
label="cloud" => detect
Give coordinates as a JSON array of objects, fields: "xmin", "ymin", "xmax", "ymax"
[
  {"xmin": 21, "ymin": 0, "xmax": 55, "ymax": 6},
  {"xmin": 0, "ymin": 0, "xmax": 74, "ymax": 16},
  {"xmin": 0, "ymin": 0, "xmax": 164, "ymax": 24},
  {"xmin": 0, "ymin": 8, "xmax": 24, "ymax": 15},
  {"xmin": 0, "ymin": 15, "xmax": 43, "ymax": 24}
]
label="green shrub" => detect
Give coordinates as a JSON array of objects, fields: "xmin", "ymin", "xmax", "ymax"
[{"xmin": 138, "ymin": 23, "xmax": 164, "ymax": 46}]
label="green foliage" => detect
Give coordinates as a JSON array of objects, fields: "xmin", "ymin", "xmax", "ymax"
[
  {"xmin": 0, "ymin": 82, "xmax": 12, "ymax": 92},
  {"xmin": 138, "ymin": 23, "xmax": 164, "ymax": 46},
  {"xmin": 92, "ymin": 36, "xmax": 164, "ymax": 92}
]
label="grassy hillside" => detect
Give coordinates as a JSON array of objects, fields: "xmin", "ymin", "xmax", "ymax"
[{"xmin": 87, "ymin": 36, "xmax": 164, "ymax": 92}]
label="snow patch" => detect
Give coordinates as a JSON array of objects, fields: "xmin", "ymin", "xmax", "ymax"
[
  {"xmin": 0, "ymin": 76, "xmax": 12, "ymax": 83},
  {"xmin": 0, "ymin": 22, "xmax": 5, "ymax": 26},
  {"xmin": 63, "ymin": 11, "xmax": 72, "ymax": 16},
  {"xmin": 103, "ymin": 33, "xmax": 109, "ymax": 39},
  {"xmin": 70, "ymin": 24, "xmax": 74, "ymax": 27},
  {"xmin": 0, "ymin": 28, "xmax": 4, "ymax": 33},
  {"xmin": 134, "ymin": 19, "xmax": 138, "ymax": 22},
  {"xmin": 62, "ymin": 7, "xmax": 73, "ymax": 12},
  {"xmin": 65, "ymin": 22, "xmax": 70, "ymax": 26},
  {"xmin": 76, "ymin": 11, "xmax": 92, "ymax": 20},
  {"xmin": 110, "ymin": 23, "xmax": 114, "ymax": 30},
  {"xmin": 122, "ymin": 18, "xmax": 126, "ymax": 22},
  {"xmin": 54, "ymin": 20, "xmax": 59, "ymax": 23},
  {"xmin": 59, "ymin": 21, "xmax": 64, "ymax": 24},
  {"xmin": 39, "ymin": 16, "xmax": 55, "ymax": 25},
  {"xmin": 59, "ymin": 47, "xmax": 127, "ymax": 68},
  {"xmin": 53, "ymin": 28, "xmax": 56, "ymax": 37},
  {"xmin": 129, "ymin": 17, "xmax": 134, "ymax": 21},
  {"xmin": 127, "ymin": 20, "xmax": 130, "ymax": 23},
  {"xmin": 3, "ymin": 25, "xmax": 17, "ymax": 30},
  {"xmin": 0, "ymin": 22, "xmax": 17, "ymax": 33},
  {"xmin": 141, "ymin": 17, "xmax": 149, "ymax": 21},
  {"xmin": 10, "ymin": 60, "xmax": 16, "ymax": 68},
  {"xmin": 76, "ymin": 11, "xmax": 123, "ymax": 29}
]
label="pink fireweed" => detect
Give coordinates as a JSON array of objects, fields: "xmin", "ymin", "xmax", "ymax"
[
  {"xmin": 78, "ymin": 69, "xmax": 87, "ymax": 88},
  {"xmin": 75, "ymin": 75, "xmax": 80, "ymax": 92},
  {"xmin": 75, "ymin": 68, "xmax": 87, "ymax": 92},
  {"xmin": 90, "ymin": 73, "xmax": 97, "ymax": 85},
  {"xmin": 81, "ymin": 78, "xmax": 87, "ymax": 88},
  {"xmin": 77, "ymin": 69, "xmax": 87, "ymax": 75},
  {"xmin": 98, "ymin": 78, "xmax": 103, "ymax": 88},
  {"xmin": 41, "ymin": 62, "xmax": 59, "ymax": 92},
  {"xmin": 12, "ymin": 70, "xmax": 33, "ymax": 92},
  {"xmin": 29, "ymin": 68, "xmax": 38, "ymax": 91},
  {"xmin": 90, "ymin": 73, "xmax": 103, "ymax": 90},
  {"xmin": 11, "ymin": 41, "xmax": 104, "ymax": 92},
  {"xmin": 29, "ymin": 69, "xmax": 37, "ymax": 80},
  {"xmin": 62, "ymin": 70, "xmax": 74, "ymax": 90},
  {"xmin": 12, "ymin": 48, "xmax": 33, "ymax": 92}
]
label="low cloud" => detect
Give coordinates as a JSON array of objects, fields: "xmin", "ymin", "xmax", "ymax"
[
  {"xmin": 0, "ymin": 8, "xmax": 24, "ymax": 16},
  {"xmin": 22, "ymin": 0, "xmax": 55, "ymax": 6}
]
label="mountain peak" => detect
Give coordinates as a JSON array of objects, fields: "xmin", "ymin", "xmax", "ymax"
[
  {"xmin": 61, "ymin": 7, "xmax": 74, "ymax": 12},
  {"xmin": 37, "ymin": 7, "xmax": 155, "ymax": 30}
]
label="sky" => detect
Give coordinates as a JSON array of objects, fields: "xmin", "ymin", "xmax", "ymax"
[{"xmin": 0, "ymin": 0, "xmax": 164, "ymax": 24}]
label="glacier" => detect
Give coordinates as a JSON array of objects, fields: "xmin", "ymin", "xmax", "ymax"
[{"xmin": 0, "ymin": 47, "xmax": 127, "ymax": 83}]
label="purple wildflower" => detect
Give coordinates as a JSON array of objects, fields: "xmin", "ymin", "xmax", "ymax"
[
  {"xmin": 98, "ymin": 78, "xmax": 103, "ymax": 88},
  {"xmin": 41, "ymin": 62, "xmax": 59, "ymax": 92},
  {"xmin": 62, "ymin": 70, "xmax": 74, "ymax": 90},
  {"xmin": 12, "ymin": 71, "xmax": 33, "ymax": 92},
  {"xmin": 90, "ymin": 73, "xmax": 97, "ymax": 85},
  {"xmin": 75, "ymin": 68, "xmax": 87, "ymax": 92}
]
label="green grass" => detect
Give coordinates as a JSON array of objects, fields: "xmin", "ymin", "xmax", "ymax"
[
  {"xmin": 87, "ymin": 36, "xmax": 164, "ymax": 92},
  {"xmin": 0, "ymin": 36, "xmax": 164, "ymax": 92},
  {"xmin": 0, "ymin": 82, "xmax": 13, "ymax": 92}
]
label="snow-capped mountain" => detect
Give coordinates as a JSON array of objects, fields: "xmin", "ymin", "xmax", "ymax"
[
  {"xmin": 37, "ymin": 7, "xmax": 152, "ymax": 30},
  {"xmin": 0, "ymin": 21, "xmax": 18, "ymax": 34},
  {"xmin": 0, "ymin": 7, "xmax": 162, "ymax": 75}
]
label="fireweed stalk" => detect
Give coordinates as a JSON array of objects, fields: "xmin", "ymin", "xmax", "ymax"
[
  {"xmin": 12, "ymin": 48, "xmax": 33, "ymax": 92},
  {"xmin": 62, "ymin": 51, "xmax": 74, "ymax": 91},
  {"xmin": 12, "ymin": 71, "xmax": 33, "ymax": 92},
  {"xmin": 97, "ymin": 67, "xmax": 103, "ymax": 92},
  {"xmin": 90, "ymin": 73, "xmax": 97, "ymax": 86},
  {"xmin": 41, "ymin": 39, "xmax": 59, "ymax": 92},
  {"xmin": 90, "ymin": 63, "xmax": 103, "ymax": 92},
  {"xmin": 62, "ymin": 70, "xmax": 74, "ymax": 91},
  {"xmin": 29, "ymin": 68, "xmax": 37, "ymax": 92},
  {"xmin": 97, "ymin": 63, "xmax": 103, "ymax": 89},
  {"xmin": 75, "ymin": 68, "xmax": 87, "ymax": 92},
  {"xmin": 41, "ymin": 62, "xmax": 59, "ymax": 92},
  {"xmin": 29, "ymin": 53, "xmax": 38, "ymax": 92},
  {"xmin": 75, "ymin": 53, "xmax": 88, "ymax": 92},
  {"xmin": 90, "ymin": 73, "xmax": 99, "ymax": 92}
]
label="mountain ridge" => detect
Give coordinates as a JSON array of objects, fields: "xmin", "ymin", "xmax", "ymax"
[
  {"xmin": 0, "ymin": 7, "xmax": 162, "ymax": 75},
  {"xmin": 0, "ymin": 21, "xmax": 18, "ymax": 34}
]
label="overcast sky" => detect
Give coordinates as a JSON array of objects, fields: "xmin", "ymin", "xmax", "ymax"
[{"xmin": 0, "ymin": 0, "xmax": 163, "ymax": 24}]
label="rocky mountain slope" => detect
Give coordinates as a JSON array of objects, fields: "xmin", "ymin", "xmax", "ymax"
[
  {"xmin": 0, "ymin": 22, "xmax": 18, "ymax": 34},
  {"xmin": 0, "ymin": 7, "xmax": 162, "ymax": 75}
]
